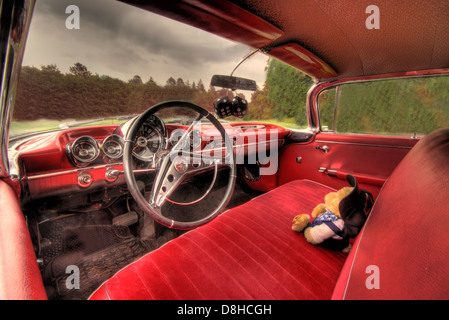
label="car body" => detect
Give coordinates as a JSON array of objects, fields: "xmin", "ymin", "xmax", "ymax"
[{"xmin": 0, "ymin": 0, "xmax": 448, "ymax": 301}]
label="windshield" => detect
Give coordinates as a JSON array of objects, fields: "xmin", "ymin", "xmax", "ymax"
[{"xmin": 11, "ymin": 0, "xmax": 313, "ymax": 138}]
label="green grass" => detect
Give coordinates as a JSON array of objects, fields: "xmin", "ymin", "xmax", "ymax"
[
  {"xmin": 10, "ymin": 118, "xmax": 127, "ymax": 137},
  {"xmin": 227, "ymin": 118, "xmax": 305, "ymax": 129},
  {"xmin": 10, "ymin": 119, "xmax": 63, "ymax": 136}
]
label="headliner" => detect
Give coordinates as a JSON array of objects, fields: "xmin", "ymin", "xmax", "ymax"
[{"xmin": 121, "ymin": 0, "xmax": 449, "ymax": 81}]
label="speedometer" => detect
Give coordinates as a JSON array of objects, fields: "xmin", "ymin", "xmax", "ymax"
[{"xmin": 132, "ymin": 124, "xmax": 162, "ymax": 161}]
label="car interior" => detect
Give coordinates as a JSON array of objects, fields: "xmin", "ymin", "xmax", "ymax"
[{"xmin": 0, "ymin": 0, "xmax": 449, "ymax": 301}]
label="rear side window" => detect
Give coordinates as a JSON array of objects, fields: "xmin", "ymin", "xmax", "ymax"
[{"xmin": 317, "ymin": 75, "xmax": 449, "ymax": 137}]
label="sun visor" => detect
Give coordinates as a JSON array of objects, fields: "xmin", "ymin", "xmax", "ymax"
[
  {"xmin": 123, "ymin": 0, "xmax": 284, "ymax": 48},
  {"xmin": 267, "ymin": 43, "xmax": 338, "ymax": 80}
]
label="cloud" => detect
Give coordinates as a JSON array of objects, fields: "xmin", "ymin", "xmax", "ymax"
[{"xmin": 22, "ymin": 0, "xmax": 268, "ymax": 87}]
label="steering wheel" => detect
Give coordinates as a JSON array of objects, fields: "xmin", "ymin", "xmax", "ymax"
[{"xmin": 123, "ymin": 101, "xmax": 236, "ymax": 229}]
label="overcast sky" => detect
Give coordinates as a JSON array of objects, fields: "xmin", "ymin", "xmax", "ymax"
[{"xmin": 22, "ymin": 0, "xmax": 269, "ymax": 88}]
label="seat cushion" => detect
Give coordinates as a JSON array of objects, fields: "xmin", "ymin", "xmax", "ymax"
[{"xmin": 90, "ymin": 179, "xmax": 348, "ymax": 300}]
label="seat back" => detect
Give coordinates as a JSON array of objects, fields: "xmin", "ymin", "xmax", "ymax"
[
  {"xmin": 0, "ymin": 180, "xmax": 47, "ymax": 299},
  {"xmin": 333, "ymin": 128, "xmax": 449, "ymax": 299}
]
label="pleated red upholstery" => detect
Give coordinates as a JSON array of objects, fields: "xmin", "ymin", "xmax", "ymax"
[{"xmin": 90, "ymin": 180, "xmax": 348, "ymax": 300}]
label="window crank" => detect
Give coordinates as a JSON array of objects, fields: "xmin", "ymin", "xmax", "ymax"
[{"xmin": 316, "ymin": 145, "xmax": 330, "ymax": 153}]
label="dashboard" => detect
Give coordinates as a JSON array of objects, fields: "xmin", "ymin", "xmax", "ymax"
[{"xmin": 12, "ymin": 115, "xmax": 291, "ymax": 206}]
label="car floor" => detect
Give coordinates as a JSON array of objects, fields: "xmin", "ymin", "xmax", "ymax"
[{"xmin": 33, "ymin": 176, "xmax": 261, "ymax": 300}]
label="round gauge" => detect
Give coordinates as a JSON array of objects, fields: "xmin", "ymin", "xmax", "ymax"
[
  {"xmin": 169, "ymin": 128, "xmax": 187, "ymax": 148},
  {"xmin": 102, "ymin": 134, "xmax": 124, "ymax": 159},
  {"xmin": 189, "ymin": 130, "xmax": 202, "ymax": 150},
  {"xmin": 71, "ymin": 136, "xmax": 100, "ymax": 163},
  {"xmin": 132, "ymin": 124, "xmax": 162, "ymax": 161},
  {"xmin": 169, "ymin": 129, "xmax": 201, "ymax": 150}
]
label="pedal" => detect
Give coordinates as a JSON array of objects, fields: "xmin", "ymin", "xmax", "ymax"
[{"xmin": 112, "ymin": 211, "xmax": 139, "ymax": 227}]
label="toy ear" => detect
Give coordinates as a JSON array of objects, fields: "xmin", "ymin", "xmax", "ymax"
[
  {"xmin": 339, "ymin": 174, "xmax": 374, "ymax": 238},
  {"xmin": 346, "ymin": 174, "xmax": 357, "ymax": 189}
]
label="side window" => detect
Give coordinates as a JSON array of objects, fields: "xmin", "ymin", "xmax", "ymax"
[
  {"xmin": 317, "ymin": 87, "xmax": 336, "ymax": 132},
  {"xmin": 317, "ymin": 76, "xmax": 449, "ymax": 137}
]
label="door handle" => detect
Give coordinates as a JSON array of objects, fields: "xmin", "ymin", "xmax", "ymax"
[{"xmin": 316, "ymin": 145, "xmax": 330, "ymax": 153}]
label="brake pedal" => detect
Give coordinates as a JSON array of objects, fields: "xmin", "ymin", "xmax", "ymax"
[{"xmin": 112, "ymin": 211, "xmax": 139, "ymax": 227}]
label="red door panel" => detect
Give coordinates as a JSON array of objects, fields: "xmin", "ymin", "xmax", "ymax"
[{"xmin": 278, "ymin": 133, "xmax": 419, "ymax": 198}]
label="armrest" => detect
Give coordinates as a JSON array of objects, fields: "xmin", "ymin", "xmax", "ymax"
[
  {"xmin": 318, "ymin": 167, "xmax": 387, "ymax": 187},
  {"xmin": 336, "ymin": 170, "xmax": 387, "ymax": 187}
]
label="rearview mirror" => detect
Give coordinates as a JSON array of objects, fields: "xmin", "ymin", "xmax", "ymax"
[{"xmin": 210, "ymin": 75, "xmax": 257, "ymax": 91}]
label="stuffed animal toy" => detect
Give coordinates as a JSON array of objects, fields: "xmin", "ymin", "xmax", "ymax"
[{"xmin": 292, "ymin": 175, "xmax": 374, "ymax": 252}]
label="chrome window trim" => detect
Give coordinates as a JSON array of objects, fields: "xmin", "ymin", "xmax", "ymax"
[{"xmin": 0, "ymin": 0, "xmax": 35, "ymax": 178}]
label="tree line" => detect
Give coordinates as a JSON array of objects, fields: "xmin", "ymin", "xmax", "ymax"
[
  {"xmin": 13, "ymin": 60, "xmax": 314, "ymax": 126},
  {"xmin": 13, "ymin": 62, "xmax": 245, "ymax": 121},
  {"xmin": 248, "ymin": 58, "xmax": 313, "ymax": 126}
]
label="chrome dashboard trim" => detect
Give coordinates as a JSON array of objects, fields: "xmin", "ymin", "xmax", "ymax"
[
  {"xmin": 26, "ymin": 164, "xmax": 123, "ymax": 181},
  {"xmin": 26, "ymin": 163, "xmax": 158, "ymax": 181}
]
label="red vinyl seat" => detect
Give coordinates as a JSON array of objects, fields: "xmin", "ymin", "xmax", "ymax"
[{"xmin": 90, "ymin": 179, "xmax": 347, "ymax": 300}]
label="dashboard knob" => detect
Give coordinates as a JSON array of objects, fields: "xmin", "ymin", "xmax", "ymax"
[
  {"xmin": 77, "ymin": 172, "xmax": 92, "ymax": 187},
  {"xmin": 105, "ymin": 168, "xmax": 120, "ymax": 182}
]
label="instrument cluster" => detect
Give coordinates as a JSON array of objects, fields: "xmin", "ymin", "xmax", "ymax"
[
  {"xmin": 65, "ymin": 115, "xmax": 205, "ymax": 169},
  {"xmin": 66, "ymin": 134, "xmax": 125, "ymax": 167},
  {"xmin": 65, "ymin": 115, "xmax": 167, "ymax": 167}
]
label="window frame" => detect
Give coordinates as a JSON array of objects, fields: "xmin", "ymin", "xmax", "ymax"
[{"xmin": 310, "ymin": 69, "xmax": 449, "ymax": 137}]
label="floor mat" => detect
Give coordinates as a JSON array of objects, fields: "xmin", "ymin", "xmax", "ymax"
[
  {"xmin": 53, "ymin": 237, "xmax": 148, "ymax": 300},
  {"xmin": 63, "ymin": 225, "xmax": 133, "ymax": 255},
  {"xmin": 39, "ymin": 214, "xmax": 150, "ymax": 300},
  {"xmin": 38, "ymin": 211, "xmax": 112, "ymax": 263}
]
